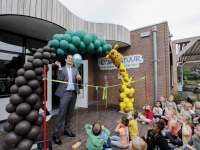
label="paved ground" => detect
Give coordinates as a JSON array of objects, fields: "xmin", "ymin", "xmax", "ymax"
[{"xmin": 0, "ymin": 102, "xmax": 151, "ymax": 150}]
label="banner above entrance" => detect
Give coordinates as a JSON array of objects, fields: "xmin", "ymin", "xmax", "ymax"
[{"xmin": 98, "ymin": 55, "xmax": 144, "ymax": 70}]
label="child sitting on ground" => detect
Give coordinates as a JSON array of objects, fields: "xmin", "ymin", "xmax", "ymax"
[
  {"xmin": 152, "ymin": 120, "xmax": 169, "ymax": 150},
  {"xmin": 129, "ymin": 135, "xmax": 147, "ymax": 150},
  {"xmin": 192, "ymin": 101, "xmax": 200, "ymax": 124},
  {"xmin": 153, "ymin": 101, "xmax": 163, "ymax": 122},
  {"xmin": 110, "ymin": 116, "xmax": 129, "ymax": 149},
  {"xmin": 162, "ymin": 111, "xmax": 178, "ymax": 136},
  {"xmin": 177, "ymin": 100, "xmax": 187, "ymax": 112},
  {"xmin": 166, "ymin": 114, "xmax": 192, "ymax": 147},
  {"xmin": 180, "ymin": 102, "xmax": 195, "ymax": 118},
  {"xmin": 127, "ymin": 110, "xmax": 139, "ymax": 139},
  {"xmin": 167, "ymin": 95, "xmax": 177, "ymax": 110},
  {"xmin": 159, "ymin": 96, "xmax": 167, "ymax": 109},
  {"xmin": 85, "ymin": 122, "xmax": 112, "ymax": 150},
  {"xmin": 169, "ymin": 105, "xmax": 179, "ymax": 121},
  {"xmin": 141, "ymin": 129, "xmax": 162, "ymax": 150},
  {"xmin": 138, "ymin": 102, "xmax": 153, "ymax": 124},
  {"xmin": 175, "ymin": 123, "xmax": 200, "ymax": 150}
]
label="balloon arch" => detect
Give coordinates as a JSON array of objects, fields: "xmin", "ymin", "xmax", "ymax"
[{"xmin": 3, "ymin": 29, "xmax": 134, "ymax": 150}]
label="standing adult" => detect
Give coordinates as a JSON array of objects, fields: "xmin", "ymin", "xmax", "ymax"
[{"xmin": 53, "ymin": 54, "xmax": 81, "ymax": 145}]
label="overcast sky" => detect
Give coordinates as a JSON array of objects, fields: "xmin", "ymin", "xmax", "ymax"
[{"xmin": 59, "ymin": 0, "xmax": 200, "ymax": 41}]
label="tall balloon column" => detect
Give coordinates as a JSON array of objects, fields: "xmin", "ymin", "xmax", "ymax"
[
  {"xmin": 3, "ymin": 46, "xmax": 56, "ymax": 150},
  {"xmin": 106, "ymin": 45, "xmax": 135, "ymax": 113}
]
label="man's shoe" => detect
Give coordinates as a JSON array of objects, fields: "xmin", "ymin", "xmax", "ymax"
[
  {"xmin": 64, "ymin": 129, "xmax": 75, "ymax": 137},
  {"xmin": 52, "ymin": 135, "xmax": 62, "ymax": 145}
]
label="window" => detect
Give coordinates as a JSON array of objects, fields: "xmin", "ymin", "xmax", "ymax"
[
  {"xmin": 0, "ymin": 52, "xmax": 23, "ymax": 96},
  {"xmin": 26, "ymin": 38, "xmax": 47, "ymax": 55},
  {"xmin": 0, "ymin": 30, "xmax": 23, "ymax": 53}
]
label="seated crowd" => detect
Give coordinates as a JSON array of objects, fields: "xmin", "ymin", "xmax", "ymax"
[{"xmin": 85, "ymin": 95, "xmax": 200, "ymax": 150}]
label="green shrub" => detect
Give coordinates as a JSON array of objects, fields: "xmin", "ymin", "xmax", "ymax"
[{"xmin": 174, "ymin": 93, "xmax": 183, "ymax": 104}]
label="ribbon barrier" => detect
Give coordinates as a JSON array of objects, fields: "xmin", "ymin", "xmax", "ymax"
[{"xmin": 43, "ymin": 76, "xmax": 146, "ymax": 107}]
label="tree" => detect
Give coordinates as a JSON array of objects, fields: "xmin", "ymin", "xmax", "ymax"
[{"xmin": 183, "ymin": 68, "xmax": 190, "ymax": 80}]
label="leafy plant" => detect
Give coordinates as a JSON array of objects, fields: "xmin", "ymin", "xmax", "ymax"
[
  {"xmin": 183, "ymin": 68, "xmax": 190, "ymax": 80},
  {"xmin": 174, "ymin": 93, "xmax": 183, "ymax": 104}
]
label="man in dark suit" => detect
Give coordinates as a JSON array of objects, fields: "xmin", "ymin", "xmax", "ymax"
[{"xmin": 53, "ymin": 54, "xmax": 81, "ymax": 145}]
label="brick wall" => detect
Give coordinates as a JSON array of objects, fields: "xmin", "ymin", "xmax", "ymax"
[{"xmin": 85, "ymin": 22, "xmax": 171, "ymax": 109}]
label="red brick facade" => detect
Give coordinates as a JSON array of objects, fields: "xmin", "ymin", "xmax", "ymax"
[{"xmin": 85, "ymin": 22, "xmax": 171, "ymax": 109}]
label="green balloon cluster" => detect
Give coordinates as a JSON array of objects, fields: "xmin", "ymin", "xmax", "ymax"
[{"xmin": 49, "ymin": 29, "xmax": 112, "ymax": 56}]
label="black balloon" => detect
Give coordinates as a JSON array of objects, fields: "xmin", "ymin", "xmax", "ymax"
[
  {"xmin": 10, "ymin": 94, "xmax": 24, "ymax": 106},
  {"xmin": 43, "ymin": 46, "xmax": 50, "ymax": 52},
  {"xmin": 15, "ymin": 76, "xmax": 27, "ymax": 86},
  {"xmin": 51, "ymin": 47, "xmax": 56, "ymax": 52},
  {"xmin": 43, "ymin": 52, "xmax": 51, "ymax": 59},
  {"xmin": 33, "ymin": 132, "xmax": 43, "ymax": 144},
  {"xmin": 32, "ymin": 100, "xmax": 42, "ymax": 110},
  {"xmin": 34, "ymin": 86, "xmax": 42, "ymax": 95},
  {"xmin": 33, "ymin": 59, "xmax": 43, "ymax": 67},
  {"xmin": 24, "ymin": 62, "xmax": 34, "ymax": 71},
  {"xmin": 42, "ymin": 59, "xmax": 49, "ymax": 65},
  {"xmin": 24, "ymin": 70, "xmax": 36, "ymax": 80},
  {"xmin": 8, "ymin": 112, "xmax": 23, "ymax": 125},
  {"xmin": 36, "ymin": 75, "xmax": 43, "ymax": 82},
  {"xmin": 17, "ymin": 68, "xmax": 25, "ymax": 76},
  {"xmin": 15, "ymin": 120, "xmax": 31, "ymax": 135},
  {"xmin": 18, "ymin": 85, "xmax": 32, "ymax": 97},
  {"xmin": 6, "ymin": 103, "xmax": 16, "ymax": 113},
  {"xmin": 33, "ymin": 52, "xmax": 43, "ymax": 59},
  {"xmin": 3, "ymin": 143, "xmax": 16, "ymax": 150},
  {"xmin": 37, "ymin": 48, "xmax": 43, "ymax": 53},
  {"xmin": 26, "ymin": 125, "xmax": 40, "ymax": 140},
  {"xmin": 34, "ymin": 115, "xmax": 44, "ymax": 126},
  {"xmin": 25, "ymin": 93, "xmax": 39, "ymax": 104},
  {"xmin": 16, "ymin": 103, "xmax": 31, "ymax": 115},
  {"xmin": 27, "ymin": 56, "xmax": 34, "ymax": 63},
  {"xmin": 16, "ymin": 138, "xmax": 33, "ymax": 150},
  {"xmin": 25, "ymin": 110, "xmax": 39, "ymax": 122},
  {"xmin": 51, "ymin": 52, "xmax": 57, "ymax": 59},
  {"xmin": 5, "ymin": 131, "xmax": 22, "ymax": 146},
  {"xmin": 3, "ymin": 121, "xmax": 15, "ymax": 132},
  {"xmin": 34, "ymin": 67, "xmax": 44, "ymax": 74},
  {"xmin": 10, "ymin": 84, "xmax": 19, "ymax": 94},
  {"xmin": 28, "ymin": 79, "xmax": 40, "ymax": 89}
]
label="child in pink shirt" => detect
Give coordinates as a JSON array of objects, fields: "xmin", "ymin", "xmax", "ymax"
[{"xmin": 110, "ymin": 116, "xmax": 129, "ymax": 148}]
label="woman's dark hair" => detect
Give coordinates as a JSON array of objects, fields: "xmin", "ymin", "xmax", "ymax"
[
  {"xmin": 155, "ymin": 120, "xmax": 166, "ymax": 132},
  {"xmin": 121, "ymin": 115, "xmax": 129, "ymax": 126},
  {"xmin": 156, "ymin": 101, "xmax": 162, "ymax": 108},
  {"xmin": 146, "ymin": 129, "xmax": 161, "ymax": 150}
]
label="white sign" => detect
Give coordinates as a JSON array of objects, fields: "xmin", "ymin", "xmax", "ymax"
[
  {"xmin": 141, "ymin": 31, "xmax": 150, "ymax": 38},
  {"xmin": 98, "ymin": 55, "xmax": 144, "ymax": 70}
]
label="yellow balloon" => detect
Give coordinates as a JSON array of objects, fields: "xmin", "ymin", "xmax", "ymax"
[
  {"xmin": 127, "ymin": 102, "xmax": 133, "ymax": 108},
  {"xmin": 130, "ymin": 88, "xmax": 135, "ymax": 93},
  {"xmin": 123, "ymin": 98, "xmax": 129, "ymax": 104},
  {"xmin": 120, "ymin": 93, "xmax": 126, "ymax": 98},
  {"xmin": 130, "ymin": 98, "xmax": 134, "ymax": 102},
  {"xmin": 122, "ymin": 72, "xmax": 126, "ymax": 76},
  {"xmin": 122, "ymin": 85, "xmax": 126, "ymax": 89},
  {"xmin": 120, "ymin": 102, "xmax": 126, "ymax": 108},
  {"xmin": 130, "ymin": 107, "xmax": 134, "ymax": 110},
  {"xmin": 124, "ymin": 88, "xmax": 130, "ymax": 94}
]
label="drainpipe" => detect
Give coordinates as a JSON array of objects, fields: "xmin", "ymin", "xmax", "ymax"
[{"xmin": 152, "ymin": 26, "xmax": 158, "ymax": 104}]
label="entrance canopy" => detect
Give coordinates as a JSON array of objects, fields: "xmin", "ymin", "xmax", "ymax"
[{"xmin": 174, "ymin": 36, "xmax": 200, "ymax": 67}]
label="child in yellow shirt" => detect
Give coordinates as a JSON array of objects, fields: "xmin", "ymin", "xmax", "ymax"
[{"xmin": 127, "ymin": 110, "xmax": 139, "ymax": 139}]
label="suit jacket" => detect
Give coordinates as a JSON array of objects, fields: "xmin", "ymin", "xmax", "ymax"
[{"xmin": 55, "ymin": 66, "xmax": 80, "ymax": 97}]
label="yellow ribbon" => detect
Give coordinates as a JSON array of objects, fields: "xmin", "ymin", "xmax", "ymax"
[{"xmin": 102, "ymin": 87, "xmax": 107, "ymax": 108}]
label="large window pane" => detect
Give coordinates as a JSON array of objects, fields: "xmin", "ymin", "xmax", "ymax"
[
  {"xmin": 0, "ymin": 30, "xmax": 23, "ymax": 53},
  {"xmin": 26, "ymin": 38, "xmax": 47, "ymax": 55},
  {"xmin": 0, "ymin": 52, "xmax": 22, "ymax": 96}
]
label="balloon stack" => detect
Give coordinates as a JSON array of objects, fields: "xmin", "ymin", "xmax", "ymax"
[
  {"xmin": 3, "ymin": 45, "xmax": 54, "ymax": 150},
  {"xmin": 106, "ymin": 44, "xmax": 135, "ymax": 113},
  {"xmin": 48, "ymin": 29, "xmax": 113, "ymax": 56}
]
